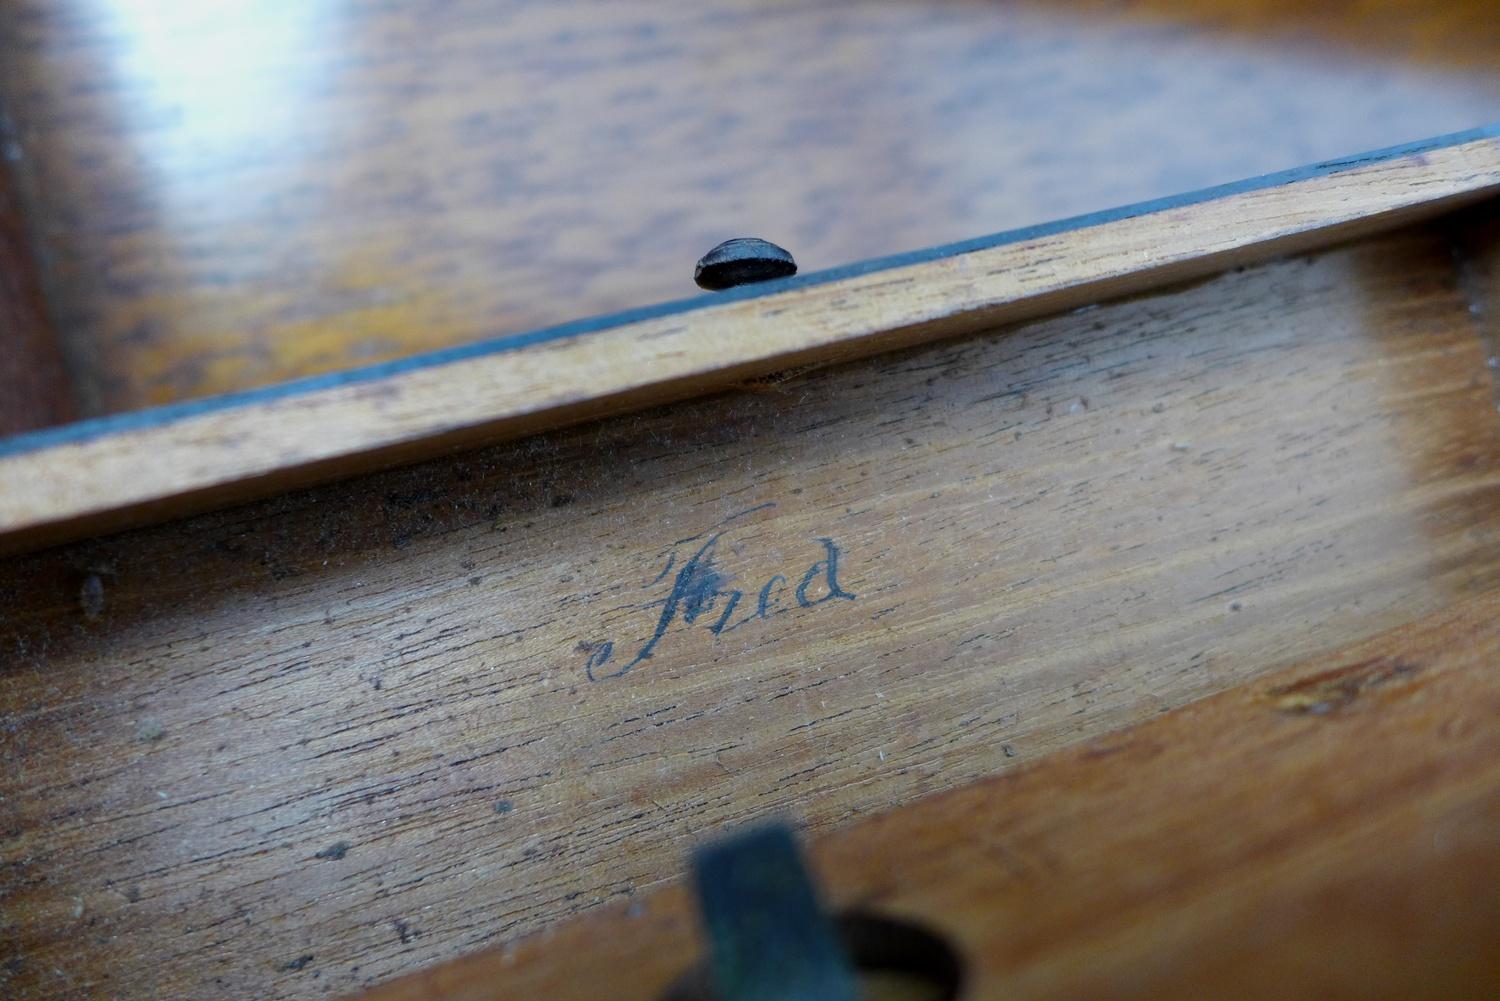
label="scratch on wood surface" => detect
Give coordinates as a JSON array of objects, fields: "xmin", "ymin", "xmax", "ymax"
[{"xmin": 1266, "ymin": 657, "xmax": 1421, "ymax": 715}]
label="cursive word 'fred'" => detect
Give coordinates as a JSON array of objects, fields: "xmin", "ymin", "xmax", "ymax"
[{"xmin": 583, "ymin": 523, "xmax": 855, "ymax": 682}]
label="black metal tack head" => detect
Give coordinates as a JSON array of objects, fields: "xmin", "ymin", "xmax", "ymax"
[{"xmin": 694, "ymin": 238, "xmax": 798, "ymax": 291}]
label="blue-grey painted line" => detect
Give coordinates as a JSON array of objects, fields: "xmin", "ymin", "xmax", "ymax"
[{"xmin": 3, "ymin": 122, "xmax": 1497, "ymax": 461}]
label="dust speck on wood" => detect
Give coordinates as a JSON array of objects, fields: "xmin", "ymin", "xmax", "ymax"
[
  {"xmin": 79, "ymin": 573, "xmax": 105, "ymax": 619},
  {"xmin": 314, "ymin": 841, "xmax": 350, "ymax": 861}
]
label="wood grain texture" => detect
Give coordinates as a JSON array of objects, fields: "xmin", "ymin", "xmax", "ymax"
[
  {"xmin": 361, "ymin": 593, "xmax": 1500, "ymax": 1001},
  {"xmin": 2, "ymin": 0, "xmax": 1500, "ymax": 414},
  {"xmin": 0, "ymin": 148, "xmax": 74, "ymax": 434},
  {"xmin": 4, "ymin": 222, "xmax": 1500, "ymax": 999},
  {"xmin": 2, "ymin": 130, "xmax": 1499, "ymax": 556}
]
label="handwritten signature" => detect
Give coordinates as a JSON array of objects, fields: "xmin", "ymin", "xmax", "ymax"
[{"xmin": 583, "ymin": 505, "xmax": 856, "ymax": 681}]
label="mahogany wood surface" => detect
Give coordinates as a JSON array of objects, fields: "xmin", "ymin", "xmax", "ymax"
[
  {"xmin": 0, "ymin": 154, "xmax": 73, "ymax": 434},
  {"xmin": 361, "ymin": 594, "xmax": 1500, "ymax": 1001},
  {"xmin": 4, "ymin": 219, "xmax": 1500, "ymax": 999},
  {"xmin": 2, "ymin": 0, "xmax": 1498, "ymax": 414}
]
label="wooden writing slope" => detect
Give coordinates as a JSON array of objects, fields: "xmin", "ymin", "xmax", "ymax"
[{"xmin": 4, "ymin": 125, "xmax": 1500, "ymax": 999}]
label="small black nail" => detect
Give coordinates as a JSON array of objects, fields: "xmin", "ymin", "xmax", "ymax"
[{"xmin": 694, "ymin": 238, "xmax": 797, "ymax": 291}]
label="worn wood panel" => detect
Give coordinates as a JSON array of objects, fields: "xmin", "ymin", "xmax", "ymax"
[
  {"xmin": 0, "ymin": 153, "xmax": 74, "ymax": 434},
  {"xmin": 365, "ymin": 593, "xmax": 1500, "ymax": 1001},
  {"xmin": 4, "ymin": 131, "xmax": 1499, "ymax": 556},
  {"xmin": 2, "ymin": 0, "xmax": 1499, "ymax": 413},
  {"xmin": 3, "ymin": 223, "xmax": 1500, "ymax": 999}
]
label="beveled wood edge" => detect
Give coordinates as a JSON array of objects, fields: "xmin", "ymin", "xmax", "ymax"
[{"xmin": 2, "ymin": 127, "xmax": 1498, "ymax": 555}]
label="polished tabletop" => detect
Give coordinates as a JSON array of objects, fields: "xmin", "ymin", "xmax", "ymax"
[{"xmin": 2, "ymin": 0, "xmax": 1498, "ymax": 416}]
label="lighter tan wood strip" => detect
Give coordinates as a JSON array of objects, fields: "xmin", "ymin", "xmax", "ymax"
[{"xmin": 1, "ymin": 131, "xmax": 1498, "ymax": 553}]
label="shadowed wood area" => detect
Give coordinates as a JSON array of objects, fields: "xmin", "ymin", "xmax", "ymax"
[
  {"xmin": 1455, "ymin": 203, "xmax": 1500, "ymax": 374},
  {"xmin": 3, "ymin": 220, "xmax": 1500, "ymax": 999},
  {"xmin": 363, "ymin": 594, "xmax": 1500, "ymax": 1001},
  {"xmin": 1, "ymin": 0, "xmax": 1499, "ymax": 415}
]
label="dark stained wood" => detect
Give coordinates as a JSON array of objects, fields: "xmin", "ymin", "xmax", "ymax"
[
  {"xmin": 361, "ymin": 593, "xmax": 1500, "ymax": 1001},
  {"xmin": 2, "ymin": 0, "xmax": 1499, "ymax": 414},
  {"xmin": 0, "ymin": 150, "xmax": 74, "ymax": 434},
  {"xmin": 4, "ymin": 221, "xmax": 1500, "ymax": 999}
]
